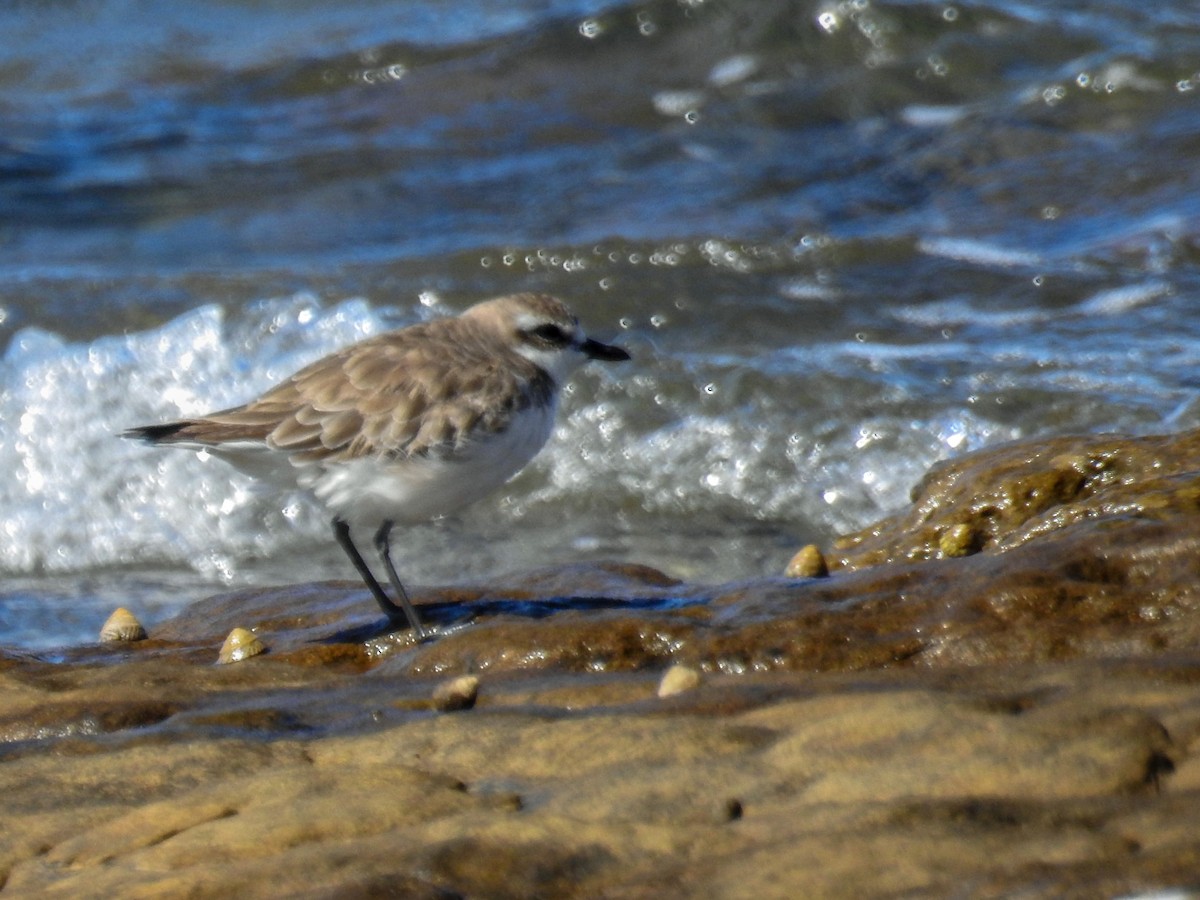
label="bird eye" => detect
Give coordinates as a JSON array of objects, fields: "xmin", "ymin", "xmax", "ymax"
[{"xmin": 527, "ymin": 323, "xmax": 568, "ymax": 345}]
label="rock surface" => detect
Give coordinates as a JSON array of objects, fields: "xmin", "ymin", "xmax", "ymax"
[{"xmin": 3, "ymin": 428, "xmax": 1200, "ymax": 897}]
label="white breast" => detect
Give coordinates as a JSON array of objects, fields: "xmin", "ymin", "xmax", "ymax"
[{"xmin": 300, "ymin": 397, "xmax": 558, "ymax": 530}]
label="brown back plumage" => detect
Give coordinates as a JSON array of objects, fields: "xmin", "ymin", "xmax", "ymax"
[{"xmin": 126, "ymin": 295, "xmax": 562, "ymax": 463}]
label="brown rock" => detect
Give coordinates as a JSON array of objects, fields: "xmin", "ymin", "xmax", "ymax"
[
  {"xmin": 830, "ymin": 427, "xmax": 1200, "ymax": 570},
  {"xmin": 3, "ymin": 429, "xmax": 1200, "ymax": 895}
]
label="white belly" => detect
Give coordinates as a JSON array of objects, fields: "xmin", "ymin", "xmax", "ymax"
[{"xmin": 300, "ymin": 399, "xmax": 557, "ymax": 529}]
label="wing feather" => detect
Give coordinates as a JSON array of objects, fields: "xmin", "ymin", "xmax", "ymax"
[{"xmin": 132, "ymin": 315, "xmax": 555, "ymax": 462}]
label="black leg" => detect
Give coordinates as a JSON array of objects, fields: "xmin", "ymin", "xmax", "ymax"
[
  {"xmin": 373, "ymin": 520, "xmax": 427, "ymax": 640},
  {"xmin": 333, "ymin": 517, "xmax": 422, "ymax": 634}
]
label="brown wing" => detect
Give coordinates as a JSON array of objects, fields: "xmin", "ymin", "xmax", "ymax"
[{"xmin": 137, "ymin": 319, "xmax": 554, "ymax": 463}]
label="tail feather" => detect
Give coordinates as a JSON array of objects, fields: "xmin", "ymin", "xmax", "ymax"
[
  {"xmin": 122, "ymin": 417, "xmax": 276, "ymax": 447},
  {"xmin": 122, "ymin": 422, "xmax": 195, "ymax": 444}
]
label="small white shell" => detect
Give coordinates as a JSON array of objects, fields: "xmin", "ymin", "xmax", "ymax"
[
  {"xmin": 99, "ymin": 607, "xmax": 147, "ymax": 643},
  {"xmin": 217, "ymin": 627, "xmax": 266, "ymax": 664},
  {"xmin": 657, "ymin": 664, "xmax": 702, "ymax": 698},
  {"xmin": 432, "ymin": 675, "xmax": 480, "ymax": 712}
]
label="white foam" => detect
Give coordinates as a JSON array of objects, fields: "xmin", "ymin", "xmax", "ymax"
[
  {"xmin": 522, "ymin": 393, "xmax": 1005, "ymax": 545},
  {"xmin": 917, "ymin": 237, "xmax": 1042, "ymax": 269},
  {"xmin": 1077, "ymin": 280, "xmax": 1171, "ymax": 315},
  {"xmin": 0, "ymin": 295, "xmax": 392, "ymax": 578},
  {"xmin": 900, "ymin": 104, "xmax": 968, "ymax": 127},
  {"xmin": 4, "ymin": 283, "xmax": 1186, "ymax": 607},
  {"xmin": 708, "ymin": 54, "xmax": 759, "ymax": 87}
]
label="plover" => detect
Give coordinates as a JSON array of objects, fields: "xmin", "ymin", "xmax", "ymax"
[{"xmin": 124, "ymin": 293, "xmax": 630, "ymax": 638}]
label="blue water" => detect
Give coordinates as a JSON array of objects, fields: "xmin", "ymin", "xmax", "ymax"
[{"xmin": 2, "ymin": 0, "xmax": 1199, "ymax": 647}]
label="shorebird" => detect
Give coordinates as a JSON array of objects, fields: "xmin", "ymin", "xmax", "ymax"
[{"xmin": 124, "ymin": 293, "xmax": 630, "ymax": 639}]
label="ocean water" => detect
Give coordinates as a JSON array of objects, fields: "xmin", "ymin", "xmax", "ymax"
[{"xmin": 2, "ymin": 0, "xmax": 1199, "ymax": 648}]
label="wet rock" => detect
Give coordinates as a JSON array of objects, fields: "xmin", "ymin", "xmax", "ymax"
[
  {"xmin": 830, "ymin": 427, "xmax": 1200, "ymax": 570},
  {"xmin": 7, "ymin": 657, "xmax": 1193, "ymax": 897},
  {"xmin": 3, "ymin": 429, "xmax": 1200, "ymax": 895},
  {"xmin": 714, "ymin": 797, "xmax": 743, "ymax": 822}
]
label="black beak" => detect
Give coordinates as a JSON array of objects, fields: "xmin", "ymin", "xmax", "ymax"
[{"xmin": 580, "ymin": 337, "xmax": 631, "ymax": 362}]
